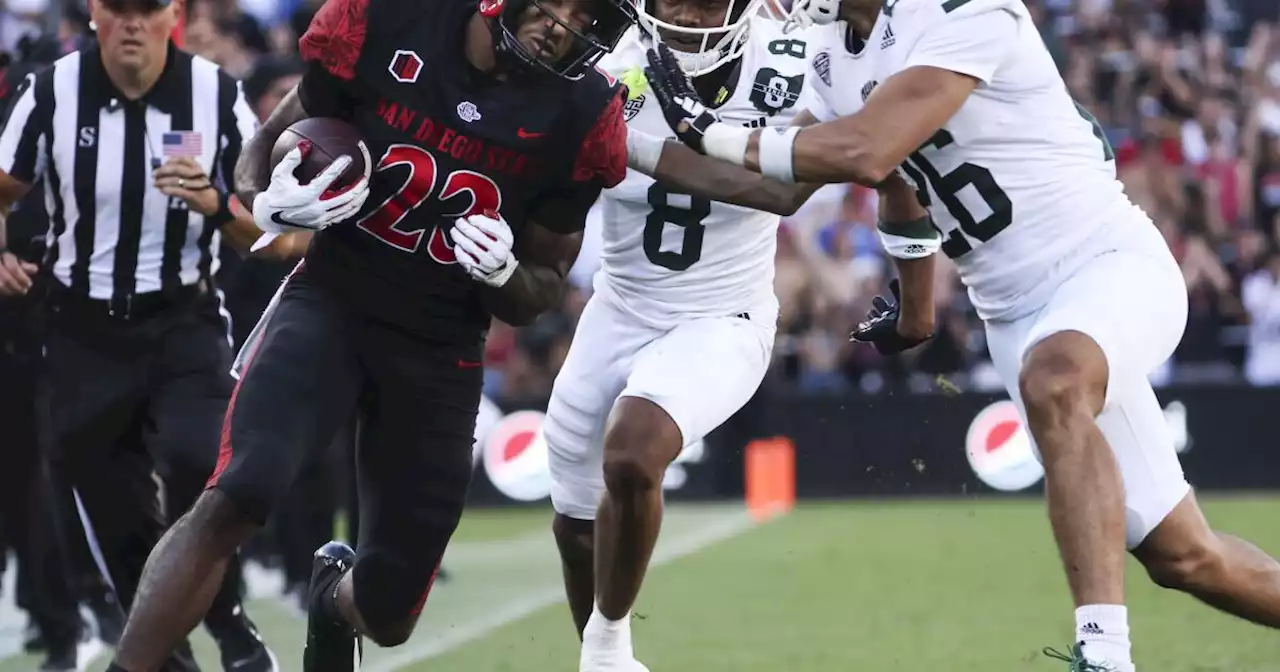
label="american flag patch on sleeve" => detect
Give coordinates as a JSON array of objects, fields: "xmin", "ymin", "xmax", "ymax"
[{"xmin": 162, "ymin": 131, "xmax": 203, "ymax": 158}]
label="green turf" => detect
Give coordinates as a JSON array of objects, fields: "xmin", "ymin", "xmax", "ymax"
[
  {"xmin": 420, "ymin": 498, "xmax": 1280, "ymax": 672},
  {"xmin": 5, "ymin": 498, "xmax": 1278, "ymax": 672}
]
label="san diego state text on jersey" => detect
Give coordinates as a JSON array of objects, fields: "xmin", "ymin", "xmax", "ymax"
[{"xmin": 295, "ymin": 0, "xmax": 627, "ymax": 342}]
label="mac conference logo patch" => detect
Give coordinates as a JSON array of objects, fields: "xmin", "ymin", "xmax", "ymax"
[
  {"xmin": 813, "ymin": 51, "xmax": 831, "ymax": 86},
  {"xmin": 624, "ymin": 95, "xmax": 645, "ymax": 121},
  {"xmin": 861, "ymin": 80, "xmax": 878, "ymax": 102}
]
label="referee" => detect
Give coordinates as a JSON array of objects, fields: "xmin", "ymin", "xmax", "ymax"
[{"xmin": 0, "ymin": 1, "xmax": 296, "ymax": 670}]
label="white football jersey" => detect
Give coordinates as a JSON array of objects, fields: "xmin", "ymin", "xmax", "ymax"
[
  {"xmin": 812, "ymin": 0, "xmax": 1143, "ymax": 321},
  {"xmin": 592, "ymin": 19, "xmax": 840, "ymax": 328}
]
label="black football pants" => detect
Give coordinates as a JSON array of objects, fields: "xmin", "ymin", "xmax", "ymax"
[{"xmin": 209, "ymin": 268, "xmax": 481, "ymax": 632}]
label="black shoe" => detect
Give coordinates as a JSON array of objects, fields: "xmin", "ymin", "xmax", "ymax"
[
  {"xmin": 87, "ymin": 592, "xmax": 125, "ymax": 646},
  {"xmin": 209, "ymin": 606, "xmax": 279, "ymax": 672},
  {"xmin": 40, "ymin": 627, "xmax": 105, "ymax": 672},
  {"xmin": 38, "ymin": 641, "xmax": 75, "ymax": 672},
  {"xmin": 23, "ymin": 620, "xmax": 46, "ymax": 653},
  {"xmin": 303, "ymin": 541, "xmax": 361, "ymax": 672}
]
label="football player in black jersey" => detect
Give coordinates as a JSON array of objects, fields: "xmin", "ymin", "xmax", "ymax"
[{"xmin": 106, "ymin": 0, "xmax": 636, "ymax": 670}]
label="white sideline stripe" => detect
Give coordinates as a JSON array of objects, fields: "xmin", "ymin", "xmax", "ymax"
[
  {"xmin": 0, "ymin": 553, "xmax": 20, "ymax": 660},
  {"xmin": 368, "ymin": 511, "xmax": 762, "ymax": 672}
]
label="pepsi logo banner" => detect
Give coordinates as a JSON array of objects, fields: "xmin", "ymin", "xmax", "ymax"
[
  {"xmin": 964, "ymin": 400, "xmax": 1043, "ymax": 493},
  {"xmin": 472, "ymin": 396, "xmax": 708, "ymax": 504}
]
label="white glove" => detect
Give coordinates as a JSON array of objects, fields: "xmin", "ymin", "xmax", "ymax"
[
  {"xmin": 253, "ymin": 143, "xmax": 370, "ymax": 234},
  {"xmin": 450, "ymin": 211, "xmax": 518, "ymax": 287}
]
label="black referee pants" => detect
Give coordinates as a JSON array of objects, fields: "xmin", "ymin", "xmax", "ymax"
[{"xmin": 40, "ymin": 283, "xmax": 247, "ymax": 634}]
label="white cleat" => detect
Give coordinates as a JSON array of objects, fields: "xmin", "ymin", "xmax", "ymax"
[
  {"xmin": 579, "ymin": 648, "xmax": 651, "ymax": 672},
  {"xmin": 579, "ymin": 610, "xmax": 649, "ymax": 672}
]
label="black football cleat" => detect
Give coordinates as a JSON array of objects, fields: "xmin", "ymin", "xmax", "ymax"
[{"xmin": 303, "ymin": 541, "xmax": 362, "ymax": 672}]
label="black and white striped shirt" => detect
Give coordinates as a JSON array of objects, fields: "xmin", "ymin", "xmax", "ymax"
[{"xmin": 0, "ymin": 41, "xmax": 258, "ymax": 301}]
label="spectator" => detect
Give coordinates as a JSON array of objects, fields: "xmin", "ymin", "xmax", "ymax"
[
  {"xmin": 1242, "ymin": 250, "xmax": 1280, "ymax": 384},
  {"xmin": 146, "ymin": 0, "xmax": 1280, "ymax": 396}
]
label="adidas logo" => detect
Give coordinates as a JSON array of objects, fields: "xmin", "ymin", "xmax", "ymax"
[
  {"xmin": 904, "ymin": 244, "xmax": 927, "ymax": 256},
  {"xmin": 880, "ymin": 23, "xmax": 896, "ymax": 49},
  {"xmin": 1080, "ymin": 622, "xmax": 1105, "ymax": 636}
]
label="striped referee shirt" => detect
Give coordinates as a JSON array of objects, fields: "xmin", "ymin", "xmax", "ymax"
[{"xmin": 0, "ymin": 41, "xmax": 258, "ymax": 301}]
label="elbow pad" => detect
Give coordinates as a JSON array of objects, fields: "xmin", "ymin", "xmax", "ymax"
[{"xmin": 877, "ymin": 216, "xmax": 941, "ymax": 259}]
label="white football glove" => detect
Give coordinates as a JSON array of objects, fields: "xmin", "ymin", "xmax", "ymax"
[
  {"xmin": 253, "ymin": 143, "xmax": 370, "ymax": 234},
  {"xmin": 450, "ymin": 211, "xmax": 518, "ymax": 287}
]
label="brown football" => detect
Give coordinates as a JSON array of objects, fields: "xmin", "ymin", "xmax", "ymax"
[{"xmin": 270, "ymin": 117, "xmax": 370, "ymax": 191}]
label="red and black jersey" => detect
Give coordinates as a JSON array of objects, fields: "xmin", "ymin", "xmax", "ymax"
[{"xmin": 294, "ymin": 0, "xmax": 627, "ymax": 343}]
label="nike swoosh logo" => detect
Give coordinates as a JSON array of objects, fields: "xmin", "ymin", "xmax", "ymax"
[
  {"xmin": 269, "ymin": 211, "xmax": 294, "ymax": 227},
  {"xmin": 517, "ymin": 128, "xmax": 544, "ymax": 139}
]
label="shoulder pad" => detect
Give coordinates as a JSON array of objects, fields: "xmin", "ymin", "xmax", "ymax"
[
  {"xmin": 885, "ymin": 0, "xmax": 1023, "ymax": 25},
  {"xmin": 596, "ymin": 26, "xmax": 645, "ymax": 76},
  {"xmin": 298, "ymin": 0, "xmax": 373, "ymax": 81},
  {"xmin": 746, "ymin": 16, "xmax": 841, "ymax": 67}
]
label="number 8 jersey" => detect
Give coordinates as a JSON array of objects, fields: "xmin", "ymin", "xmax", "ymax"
[
  {"xmin": 812, "ymin": 0, "xmax": 1143, "ymax": 321},
  {"xmin": 593, "ymin": 19, "xmax": 834, "ymax": 327}
]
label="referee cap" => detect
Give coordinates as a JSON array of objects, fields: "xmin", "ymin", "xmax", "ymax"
[{"xmin": 99, "ymin": 0, "xmax": 174, "ymax": 10}]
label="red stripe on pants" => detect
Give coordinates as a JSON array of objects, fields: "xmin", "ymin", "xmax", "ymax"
[{"xmin": 410, "ymin": 563, "xmax": 443, "ymax": 616}]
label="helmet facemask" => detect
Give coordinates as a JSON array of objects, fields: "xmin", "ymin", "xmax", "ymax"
[
  {"xmin": 487, "ymin": 0, "xmax": 638, "ymax": 80},
  {"xmin": 635, "ymin": 0, "xmax": 767, "ymax": 77}
]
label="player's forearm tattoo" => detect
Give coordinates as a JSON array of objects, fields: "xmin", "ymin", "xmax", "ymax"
[
  {"xmin": 234, "ymin": 128, "xmax": 280, "ymax": 212},
  {"xmin": 235, "ymin": 91, "xmax": 311, "ymax": 211}
]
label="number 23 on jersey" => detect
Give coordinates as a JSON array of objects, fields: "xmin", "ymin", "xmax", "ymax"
[{"xmin": 357, "ymin": 144, "xmax": 503, "ymax": 264}]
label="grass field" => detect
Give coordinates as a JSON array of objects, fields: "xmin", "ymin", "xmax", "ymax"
[{"xmin": 3, "ymin": 496, "xmax": 1278, "ymax": 672}]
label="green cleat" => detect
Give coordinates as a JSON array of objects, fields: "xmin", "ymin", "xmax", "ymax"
[{"xmin": 1043, "ymin": 643, "xmax": 1120, "ymax": 671}]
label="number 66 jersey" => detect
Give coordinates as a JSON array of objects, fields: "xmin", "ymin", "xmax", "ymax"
[
  {"xmin": 813, "ymin": 0, "xmax": 1151, "ymax": 322},
  {"xmin": 591, "ymin": 19, "xmax": 827, "ymax": 328}
]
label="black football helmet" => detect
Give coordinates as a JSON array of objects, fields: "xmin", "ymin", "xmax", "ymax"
[{"xmin": 481, "ymin": 0, "xmax": 638, "ymax": 80}]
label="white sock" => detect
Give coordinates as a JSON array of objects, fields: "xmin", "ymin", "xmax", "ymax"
[
  {"xmin": 583, "ymin": 603, "xmax": 632, "ymax": 653},
  {"xmin": 1076, "ymin": 604, "xmax": 1134, "ymax": 671}
]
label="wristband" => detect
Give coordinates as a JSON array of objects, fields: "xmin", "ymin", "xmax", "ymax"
[
  {"xmin": 206, "ymin": 190, "xmax": 234, "ymax": 227},
  {"xmin": 876, "ymin": 216, "xmax": 942, "ymax": 259},
  {"xmin": 703, "ymin": 123, "xmax": 752, "ymax": 165},
  {"xmin": 758, "ymin": 126, "xmax": 800, "ymax": 183},
  {"xmin": 626, "ymin": 127, "xmax": 664, "ymax": 174}
]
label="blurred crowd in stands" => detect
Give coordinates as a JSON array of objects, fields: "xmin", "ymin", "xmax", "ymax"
[{"xmin": 3, "ymin": 0, "xmax": 1278, "ymax": 397}]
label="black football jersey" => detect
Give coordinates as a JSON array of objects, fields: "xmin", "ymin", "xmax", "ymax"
[{"xmin": 295, "ymin": 0, "xmax": 627, "ymax": 343}]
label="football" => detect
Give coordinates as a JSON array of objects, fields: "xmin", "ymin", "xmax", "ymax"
[{"xmin": 270, "ymin": 117, "xmax": 370, "ymax": 192}]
